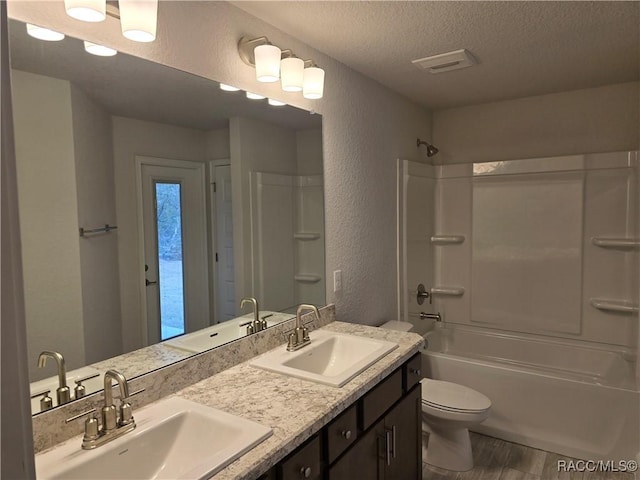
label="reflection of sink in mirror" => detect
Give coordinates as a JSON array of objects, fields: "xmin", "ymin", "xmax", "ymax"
[
  {"xmin": 250, "ymin": 330, "xmax": 398, "ymax": 387},
  {"xmin": 30, "ymin": 366, "xmax": 102, "ymax": 415},
  {"xmin": 35, "ymin": 396, "xmax": 272, "ymax": 480},
  {"xmin": 164, "ymin": 312, "xmax": 293, "ymax": 353}
]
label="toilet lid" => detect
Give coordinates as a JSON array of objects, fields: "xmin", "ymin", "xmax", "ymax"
[{"xmin": 421, "ymin": 379, "xmax": 491, "ymax": 412}]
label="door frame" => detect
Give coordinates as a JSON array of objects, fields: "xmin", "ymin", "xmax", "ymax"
[
  {"xmin": 208, "ymin": 159, "xmax": 233, "ymax": 323},
  {"xmin": 135, "ymin": 155, "xmax": 208, "ymax": 346}
]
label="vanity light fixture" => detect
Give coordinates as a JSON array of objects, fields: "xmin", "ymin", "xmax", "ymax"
[
  {"xmin": 220, "ymin": 83, "xmax": 240, "ymax": 92},
  {"xmin": 64, "ymin": 0, "xmax": 158, "ymax": 43},
  {"xmin": 246, "ymin": 92, "xmax": 266, "ymax": 100},
  {"xmin": 238, "ymin": 36, "xmax": 325, "ymax": 100},
  {"xmin": 268, "ymin": 98, "xmax": 286, "ymax": 106},
  {"xmin": 26, "ymin": 24, "xmax": 65, "ymax": 41},
  {"xmin": 84, "ymin": 40, "xmax": 118, "ymax": 56}
]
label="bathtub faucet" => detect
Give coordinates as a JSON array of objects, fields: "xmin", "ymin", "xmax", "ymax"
[{"xmin": 420, "ymin": 312, "xmax": 442, "ymax": 322}]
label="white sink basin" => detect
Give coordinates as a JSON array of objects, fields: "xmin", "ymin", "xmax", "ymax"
[
  {"xmin": 30, "ymin": 366, "xmax": 103, "ymax": 414},
  {"xmin": 250, "ymin": 330, "xmax": 398, "ymax": 387},
  {"xmin": 35, "ymin": 397, "xmax": 272, "ymax": 479}
]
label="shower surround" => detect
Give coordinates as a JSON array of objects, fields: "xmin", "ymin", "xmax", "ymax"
[{"xmin": 397, "ymin": 151, "xmax": 639, "ymax": 460}]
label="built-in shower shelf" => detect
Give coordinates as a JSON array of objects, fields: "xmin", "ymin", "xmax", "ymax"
[
  {"xmin": 293, "ymin": 232, "xmax": 321, "ymax": 241},
  {"xmin": 431, "ymin": 286, "xmax": 465, "ymax": 296},
  {"xmin": 294, "ymin": 274, "xmax": 322, "ymax": 284},
  {"xmin": 430, "ymin": 235, "xmax": 465, "ymax": 245},
  {"xmin": 592, "ymin": 237, "xmax": 640, "ymax": 250},
  {"xmin": 590, "ymin": 298, "xmax": 639, "ymax": 314}
]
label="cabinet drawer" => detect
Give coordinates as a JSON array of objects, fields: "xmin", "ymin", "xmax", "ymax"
[
  {"xmin": 403, "ymin": 353, "xmax": 422, "ymax": 392},
  {"xmin": 279, "ymin": 435, "xmax": 321, "ymax": 480},
  {"xmin": 326, "ymin": 404, "xmax": 358, "ymax": 464},
  {"xmin": 360, "ymin": 369, "xmax": 403, "ymax": 430}
]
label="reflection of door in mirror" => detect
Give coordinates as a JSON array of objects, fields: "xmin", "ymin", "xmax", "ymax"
[
  {"xmin": 212, "ymin": 163, "xmax": 236, "ymax": 322},
  {"xmin": 138, "ymin": 157, "xmax": 209, "ymax": 345}
]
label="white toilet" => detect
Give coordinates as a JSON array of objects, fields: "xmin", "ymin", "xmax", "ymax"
[
  {"xmin": 379, "ymin": 320, "xmax": 492, "ymax": 472},
  {"xmin": 421, "ymin": 378, "xmax": 491, "ymax": 471}
]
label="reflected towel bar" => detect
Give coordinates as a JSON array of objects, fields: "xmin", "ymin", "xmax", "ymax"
[{"xmin": 79, "ymin": 224, "xmax": 118, "ymax": 237}]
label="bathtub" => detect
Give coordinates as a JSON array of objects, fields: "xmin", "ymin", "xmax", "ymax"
[{"xmin": 421, "ymin": 324, "xmax": 639, "ymax": 461}]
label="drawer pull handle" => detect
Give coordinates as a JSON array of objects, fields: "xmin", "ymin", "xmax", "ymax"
[
  {"xmin": 385, "ymin": 429, "xmax": 393, "ymax": 466},
  {"xmin": 300, "ymin": 466, "xmax": 312, "ymax": 478},
  {"xmin": 409, "ymin": 367, "xmax": 421, "ymax": 376},
  {"xmin": 341, "ymin": 429, "xmax": 352, "ymax": 440}
]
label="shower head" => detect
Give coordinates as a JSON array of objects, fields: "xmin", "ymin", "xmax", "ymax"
[{"xmin": 417, "ymin": 138, "xmax": 439, "ymax": 157}]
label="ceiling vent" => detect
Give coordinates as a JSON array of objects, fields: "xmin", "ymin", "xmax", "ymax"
[{"xmin": 412, "ymin": 49, "xmax": 477, "ymax": 74}]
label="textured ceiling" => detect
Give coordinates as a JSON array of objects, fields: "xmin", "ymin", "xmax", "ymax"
[
  {"xmin": 8, "ymin": 19, "xmax": 321, "ymax": 131},
  {"xmin": 234, "ymin": 1, "xmax": 640, "ymax": 110}
]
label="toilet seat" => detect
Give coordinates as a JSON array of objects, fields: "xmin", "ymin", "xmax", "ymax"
[{"xmin": 421, "ymin": 379, "xmax": 491, "ymax": 413}]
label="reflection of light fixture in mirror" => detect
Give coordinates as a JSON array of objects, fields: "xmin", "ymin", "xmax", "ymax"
[
  {"xmin": 303, "ymin": 65, "xmax": 325, "ymax": 100},
  {"xmin": 268, "ymin": 98, "xmax": 286, "ymax": 106},
  {"xmin": 280, "ymin": 57, "xmax": 304, "ymax": 92},
  {"xmin": 255, "ymin": 44, "xmax": 281, "ymax": 82},
  {"xmin": 238, "ymin": 35, "xmax": 325, "ymax": 99},
  {"xmin": 26, "ymin": 24, "xmax": 65, "ymax": 41},
  {"xmin": 84, "ymin": 41, "xmax": 118, "ymax": 56},
  {"xmin": 220, "ymin": 83, "xmax": 240, "ymax": 92},
  {"xmin": 119, "ymin": 0, "xmax": 158, "ymax": 42},
  {"xmin": 63, "ymin": 0, "xmax": 158, "ymax": 43},
  {"xmin": 64, "ymin": 0, "xmax": 106, "ymax": 22},
  {"xmin": 246, "ymin": 92, "xmax": 265, "ymax": 100}
]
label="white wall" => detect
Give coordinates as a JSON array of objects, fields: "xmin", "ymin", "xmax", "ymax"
[
  {"xmin": 11, "ymin": 70, "xmax": 86, "ymax": 381},
  {"xmin": 296, "ymin": 128, "xmax": 323, "ymax": 176},
  {"xmin": 8, "ymin": 1, "xmax": 433, "ymax": 327},
  {"xmin": 70, "ymin": 85, "xmax": 122, "ymax": 364},
  {"xmin": 230, "ymin": 116, "xmax": 298, "ymax": 305},
  {"xmin": 433, "ymin": 82, "xmax": 639, "ymax": 164},
  {"xmin": 1, "ymin": 3, "xmax": 35, "ymax": 474},
  {"xmin": 204, "ymin": 128, "xmax": 231, "ymax": 160},
  {"xmin": 111, "ymin": 116, "xmax": 207, "ymax": 352}
]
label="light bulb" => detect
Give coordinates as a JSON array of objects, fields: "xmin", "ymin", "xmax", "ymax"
[
  {"xmin": 84, "ymin": 41, "xmax": 117, "ymax": 56},
  {"xmin": 246, "ymin": 92, "xmax": 266, "ymax": 100},
  {"xmin": 119, "ymin": 0, "xmax": 158, "ymax": 42},
  {"xmin": 303, "ymin": 66, "xmax": 325, "ymax": 100},
  {"xmin": 254, "ymin": 44, "xmax": 281, "ymax": 82},
  {"xmin": 26, "ymin": 24, "xmax": 65, "ymax": 41},
  {"xmin": 220, "ymin": 84, "xmax": 240, "ymax": 92},
  {"xmin": 268, "ymin": 99, "xmax": 286, "ymax": 106},
  {"xmin": 64, "ymin": 0, "xmax": 106, "ymax": 22},
  {"xmin": 280, "ymin": 57, "xmax": 304, "ymax": 92}
]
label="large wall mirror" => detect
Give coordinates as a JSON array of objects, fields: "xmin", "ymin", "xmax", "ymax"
[{"xmin": 8, "ymin": 19, "xmax": 325, "ymax": 415}]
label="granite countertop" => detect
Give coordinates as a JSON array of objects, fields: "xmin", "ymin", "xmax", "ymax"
[{"xmin": 174, "ymin": 321, "xmax": 424, "ymax": 480}]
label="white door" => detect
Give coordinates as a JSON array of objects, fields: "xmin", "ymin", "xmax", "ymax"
[
  {"xmin": 139, "ymin": 157, "xmax": 209, "ymax": 344},
  {"xmin": 212, "ymin": 164, "xmax": 236, "ymax": 321}
]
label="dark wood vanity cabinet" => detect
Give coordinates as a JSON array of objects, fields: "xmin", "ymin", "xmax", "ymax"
[
  {"xmin": 329, "ymin": 385, "xmax": 421, "ymax": 480},
  {"xmin": 267, "ymin": 353, "xmax": 422, "ymax": 480}
]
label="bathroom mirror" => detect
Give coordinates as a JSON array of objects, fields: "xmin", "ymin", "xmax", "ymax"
[{"xmin": 8, "ymin": 19, "xmax": 325, "ymax": 414}]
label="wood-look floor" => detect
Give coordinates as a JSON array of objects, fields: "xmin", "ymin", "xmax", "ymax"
[{"xmin": 422, "ymin": 432, "xmax": 636, "ymax": 480}]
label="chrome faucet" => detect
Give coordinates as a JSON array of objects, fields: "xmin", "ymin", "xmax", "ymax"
[
  {"xmin": 240, "ymin": 297, "xmax": 266, "ymax": 334},
  {"xmin": 65, "ymin": 369, "xmax": 143, "ymax": 450},
  {"xmin": 38, "ymin": 351, "xmax": 71, "ymax": 405},
  {"xmin": 287, "ymin": 304, "xmax": 320, "ymax": 351}
]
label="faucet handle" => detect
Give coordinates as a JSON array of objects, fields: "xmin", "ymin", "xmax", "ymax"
[
  {"xmin": 30, "ymin": 389, "xmax": 53, "ymax": 412},
  {"xmin": 66, "ymin": 408, "xmax": 100, "ymax": 443},
  {"xmin": 118, "ymin": 388, "xmax": 144, "ymax": 427}
]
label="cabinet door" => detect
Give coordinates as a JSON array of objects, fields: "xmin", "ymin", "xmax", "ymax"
[
  {"xmin": 279, "ymin": 435, "xmax": 322, "ymax": 480},
  {"xmin": 329, "ymin": 418, "xmax": 385, "ymax": 480},
  {"xmin": 384, "ymin": 386, "xmax": 421, "ymax": 480}
]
